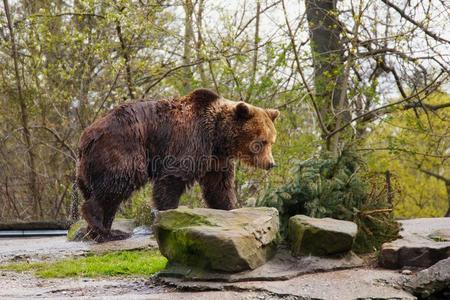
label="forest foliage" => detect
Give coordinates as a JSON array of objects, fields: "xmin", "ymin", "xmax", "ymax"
[{"xmin": 0, "ymin": 0, "xmax": 449, "ymax": 222}]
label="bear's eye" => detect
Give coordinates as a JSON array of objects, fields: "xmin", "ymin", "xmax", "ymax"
[{"xmin": 261, "ymin": 140, "xmax": 268, "ymax": 145}]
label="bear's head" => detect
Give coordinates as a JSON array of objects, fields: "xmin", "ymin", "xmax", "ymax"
[
  {"xmin": 232, "ymin": 102, "xmax": 279, "ymax": 170},
  {"xmin": 187, "ymin": 88, "xmax": 280, "ymax": 170}
]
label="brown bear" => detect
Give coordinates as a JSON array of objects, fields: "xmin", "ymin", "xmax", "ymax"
[{"xmin": 76, "ymin": 89, "xmax": 279, "ymax": 242}]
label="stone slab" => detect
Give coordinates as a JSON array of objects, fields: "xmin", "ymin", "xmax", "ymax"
[
  {"xmin": 160, "ymin": 269, "xmax": 415, "ymax": 300},
  {"xmin": 158, "ymin": 246, "xmax": 363, "ymax": 282},
  {"xmin": 380, "ymin": 218, "xmax": 450, "ymax": 269}
]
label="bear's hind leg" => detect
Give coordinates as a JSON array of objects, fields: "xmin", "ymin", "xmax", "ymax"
[
  {"xmin": 102, "ymin": 200, "xmax": 131, "ymax": 241},
  {"xmin": 81, "ymin": 199, "xmax": 107, "ymax": 242}
]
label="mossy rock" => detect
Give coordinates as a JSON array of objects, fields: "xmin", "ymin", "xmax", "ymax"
[
  {"xmin": 67, "ymin": 219, "xmax": 136, "ymax": 241},
  {"xmin": 154, "ymin": 207, "xmax": 279, "ymax": 273},
  {"xmin": 288, "ymin": 215, "xmax": 357, "ymax": 256}
]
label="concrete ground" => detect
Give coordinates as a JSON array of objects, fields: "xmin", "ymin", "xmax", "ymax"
[
  {"xmin": 0, "ymin": 235, "xmax": 157, "ymax": 263},
  {"xmin": 0, "ymin": 236, "xmax": 417, "ymax": 300}
]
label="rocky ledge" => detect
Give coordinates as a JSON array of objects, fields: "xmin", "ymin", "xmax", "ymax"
[{"xmin": 379, "ymin": 218, "xmax": 450, "ymax": 269}]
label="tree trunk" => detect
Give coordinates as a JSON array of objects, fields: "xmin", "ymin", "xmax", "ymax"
[
  {"xmin": 3, "ymin": 0, "xmax": 42, "ymax": 219},
  {"xmin": 116, "ymin": 22, "xmax": 135, "ymax": 100},
  {"xmin": 195, "ymin": 0, "xmax": 207, "ymax": 86},
  {"xmin": 305, "ymin": 0, "xmax": 349, "ymax": 155},
  {"xmin": 385, "ymin": 170, "xmax": 393, "ymax": 206},
  {"xmin": 182, "ymin": 0, "xmax": 194, "ymax": 93},
  {"xmin": 245, "ymin": 1, "xmax": 261, "ymax": 102}
]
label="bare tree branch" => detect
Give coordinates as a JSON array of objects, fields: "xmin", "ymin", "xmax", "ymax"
[
  {"xmin": 326, "ymin": 71, "xmax": 447, "ymax": 139},
  {"xmin": 404, "ymin": 101, "xmax": 450, "ymax": 111},
  {"xmin": 418, "ymin": 168, "xmax": 449, "ymax": 183},
  {"xmin": 381, "ymin": 0, "xmax": 450, "ymax": 44},
  {"xmin": 29, "ymin": 126, "xmax": 77, "ymax": 161}
]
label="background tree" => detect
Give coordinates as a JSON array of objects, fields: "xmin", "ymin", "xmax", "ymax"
[
  {"xmin": 366, "ymin": 92, "xmax": 449, "ymax": 217},
  {"xmin": 300, "ymin": 0, "xmax": 450, "ymax": 155}
]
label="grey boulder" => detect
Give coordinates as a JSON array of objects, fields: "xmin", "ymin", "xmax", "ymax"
[
  {"xmin": 153, "ymin": 207, "xmax": 279, "ymax": 272},
  {"xmin": 288, "ymin": 215, "xmax": 357, "ymax": 256}
]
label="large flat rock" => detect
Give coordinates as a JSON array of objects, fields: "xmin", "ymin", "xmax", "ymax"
[
  {"xmin": 154, "ymin": 207, "xmax": 279, "ymax": 273},
  {"xmin": 380, "ymin": 218, "xmax": 450, "ymax": 269},
  {"xmin": 288, "ymin": 215, "xmax": 357, "ymax": 256},
  {"xmin": 158, "ymin": 246, "xmax": 364, "ymax": 282}
]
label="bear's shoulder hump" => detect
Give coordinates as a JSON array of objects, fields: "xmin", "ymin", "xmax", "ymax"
[{"xmin": 188, "ymin": 88, "xmax": 220, "ymax": 104}]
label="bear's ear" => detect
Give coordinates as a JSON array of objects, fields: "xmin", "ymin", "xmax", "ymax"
[
  {"xmin": 235, "ymin": 102, "xmax": 252, "ymax": 120},
  {"xmin": 189, "ymin": 88, "xmax": 220, "ymax": 104},
  {"xmin": 266, "ymin": 109, "xmax": 280, "ymax": 121}
]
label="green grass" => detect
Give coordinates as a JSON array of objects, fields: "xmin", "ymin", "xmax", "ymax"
[{"xmin": 0, "ymin": 250, "xmax": 167, "ymax": 278}]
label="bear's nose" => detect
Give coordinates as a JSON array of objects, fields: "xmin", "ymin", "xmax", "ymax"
[{"xmin": 267, "ymin": 162, "xmax": 277, "ymax": 170}]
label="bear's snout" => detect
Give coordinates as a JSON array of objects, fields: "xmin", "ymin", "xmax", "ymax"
[
  {"xmin": 262, "ymin": 160, "xmax": 276, "ymax": 170},
  {"xmin": 266, "ymin": 162, "xmax": 277, "ymax": 170}
]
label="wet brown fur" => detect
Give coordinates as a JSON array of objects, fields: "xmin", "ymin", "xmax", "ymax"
[{"xmin": 76, "ymin": 89, "xmax": 279, "ymax": 242}]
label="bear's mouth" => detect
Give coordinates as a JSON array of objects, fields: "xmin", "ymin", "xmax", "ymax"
[
  {"xmin": 239, "ymin": 156, "xmax": 276, "ymax": 171},
  {"xmin": 259, "ymin": 161, "xmax": 276, "ymax": 170}
]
